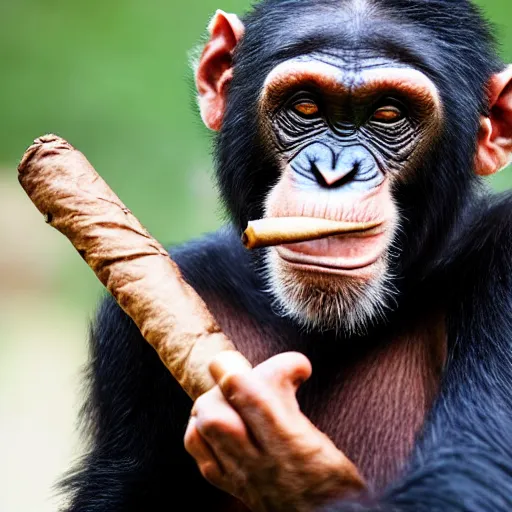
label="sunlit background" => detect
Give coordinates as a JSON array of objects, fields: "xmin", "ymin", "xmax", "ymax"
[{"xmin": 0, "ymin": 1, "xmax": 511, "ymax": 510}]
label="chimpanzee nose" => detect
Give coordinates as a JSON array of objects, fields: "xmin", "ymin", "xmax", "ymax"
[
  {"xmin": 311, "ymin": 156, "xmax": 357, "ymax": 186},
  {"xmin": 310, "ymin": 145, "xmax": 371, "ymax": 187},
  {"xmin": 292, "ymin": 142, "xmax": 380, "ymax": 190}
]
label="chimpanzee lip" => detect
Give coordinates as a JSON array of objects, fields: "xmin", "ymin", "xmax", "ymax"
[
  {"xmin": 276, "ymin": 259, "xmax": 382, "ymax": 279},
  {"xmin": 277, "ymin": 250, "xmax": 382, "ymax": 273},
  {"xmin": 275, "ymin": 229, "xmax": 387, "ymax": 273}
]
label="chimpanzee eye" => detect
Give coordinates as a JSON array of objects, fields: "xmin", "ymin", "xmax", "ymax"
[
  {"xmin": 371, "ymin": 105, "xmax": 403, "ymax": 123},
  {"xmin": 293, "ymin": 101, "xmax": 320, "ymax": 117}
]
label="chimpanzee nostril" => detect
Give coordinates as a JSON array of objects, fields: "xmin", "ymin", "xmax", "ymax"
[
  {"xmin": 290, "ymin": 142, "xmax": 382, "ymax": 192},
  {"xmin": 310, "ymin": 162, "xmax": 328, "ymax": 187},
  {"xmin": 311, "ymin": 161, "xmax": 360, "ymax": 188}
]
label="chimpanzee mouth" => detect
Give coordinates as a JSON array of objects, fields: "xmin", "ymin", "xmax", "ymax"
[{"xmin": 275, "ymin": 227, "xmax": 388, "ymax": 274}]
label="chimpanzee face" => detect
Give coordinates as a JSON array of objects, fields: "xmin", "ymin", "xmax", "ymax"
[{"xmin": 258, "ymin": 54, "xmax": 441, "ymax": 332}]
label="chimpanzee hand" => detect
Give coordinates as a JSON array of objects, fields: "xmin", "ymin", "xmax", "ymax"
[{"xmin": 184, "ymin": 351, "xmax": 366, "ymax": 512}]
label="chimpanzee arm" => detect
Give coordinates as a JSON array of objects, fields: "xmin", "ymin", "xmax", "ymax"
[
  {"xmin": 59, "ymin": 293, "xmax": 231, "ymax": 511},
  {"xmin": 329, "ymin": 342, "xmax": 512, "ymax": 511},
  {"xmin": 327, "ymin": 203, "xmax": 512, "ymax": 512},
  {"xmin": 330, "ymin": 350, "xmax": 512, "ymax": 511}
]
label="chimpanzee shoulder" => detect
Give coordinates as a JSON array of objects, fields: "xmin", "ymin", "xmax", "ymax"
[
  {"xmin": 170, "ymin": 225, "xmax": 269, "ymax": 315},
  {"xmin": 441, "ymin": 190, "xmax": 512, "ymax": 282},
  {"xmin": 471, "ymin": 190, "xmax": 512, "ymax": 253},
  {"xmin": 59, "ymin": 226, "xmax": 268, "ymax": 511}
]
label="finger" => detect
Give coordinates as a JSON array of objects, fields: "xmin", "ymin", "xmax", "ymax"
[
  {"xmin": 219, "ymin": 351, "xmax": 312, "ymax": 416},
  {"xmin": 193, "ymin": 387, "xmax": 260, "ymax": 464},
  {"xmin": 211, "ymin": 351, "xmax": 310, "ymax": 401},
  {"xmin": 184, "ymin": 417, "xmax": 225, "ymax": 488},
  {"xmin": 214, "ymin": 353, "xmax": 312, "ymax": 449},
  {"xmin": 253, "ymin": 352, "xmax": 312, "ymax": 394}
]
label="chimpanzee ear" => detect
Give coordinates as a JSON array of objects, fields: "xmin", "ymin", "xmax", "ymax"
[
  {"xmin": 475, "ymin": 65, "xmax": 512, "ymax": 175},
  {"xmin": 196, "ymin": 10, "xmax": 245, "ymax": 131}
]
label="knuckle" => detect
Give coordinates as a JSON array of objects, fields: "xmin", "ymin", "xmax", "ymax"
[
  {"xmin": 222, "ymin": 420, "xmax": 246, "ymax": 439},
  {"xmin": 200, "ymin": 462, "xmax": 223, "ymax": 486},
  {"xmin": 198, "ymin": 412, "xmax": 247, "ymax": 441},
  {"xmin": 221, "ymin": 372, "xmax": 250, "ymax": 397},
  {"xmin": 183, "ymin": 425, "xmax": 198, "ymax": 454},
  {"xmin": 198, "ymin": 414, "xmax": 229, "ymax": 438},
  {"xmin": 223, "ymin": 373, "xmax": 268, "ymax": 408},
  {"xmin": 193, "ymin": 392, "xmax": 210, "ymax": 413}
]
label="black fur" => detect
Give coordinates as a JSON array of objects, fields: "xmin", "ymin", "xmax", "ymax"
[
  {"xmin": 322, "ymin": 191, "xmax": 512, "ymax": 511},
  {"xmin": 60, "ymin": 0, "xmax": 512, "ymax": 510}
]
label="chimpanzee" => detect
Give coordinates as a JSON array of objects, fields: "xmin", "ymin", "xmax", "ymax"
[{"xmin": 60, "ymin": 0, "xmax": 512, "ymax": 511}]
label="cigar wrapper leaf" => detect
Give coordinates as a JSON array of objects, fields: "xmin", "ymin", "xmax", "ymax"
[
  {"xmin": 17, "ymin": 134, "xmax": 247, "ymax": 401},
  {"xmin": 242, "ymin": 217, "xmax": 383, "ymax": 249}
]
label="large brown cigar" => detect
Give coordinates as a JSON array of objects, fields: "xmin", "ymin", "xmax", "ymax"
[
  {"xmin": 18, "ymin": 135, "xmax": 367, "ymax": 495},
  {"xmin": 18, "ymin": 135, "xmax": 250, "ymax": 401},
  {"xmin": 242, "ymin": 217, "xmax": 383, "ymax": 249}
]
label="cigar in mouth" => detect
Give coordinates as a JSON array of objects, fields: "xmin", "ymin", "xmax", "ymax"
[{"xmin": 242, "ymin": 217, "xmax": 384, "ymax": 249}]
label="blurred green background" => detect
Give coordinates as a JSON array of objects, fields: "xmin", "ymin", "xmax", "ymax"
[{"xmin": 0, "ymin": 1, "xmax": 510, "ymax": 510}]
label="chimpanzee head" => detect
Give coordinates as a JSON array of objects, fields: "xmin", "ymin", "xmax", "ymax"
[{"xmin": 194, "ymin": 0, "xmax": 512, "ymax": 333}]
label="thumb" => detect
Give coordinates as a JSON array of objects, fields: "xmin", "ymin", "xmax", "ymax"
[
  {"xmin": 253, "ymin": 351, "xmax": 312, "ymax": 394},
  {"xmin": 209, "ymin": 350, "xmax": 253, "ymax": 387}
]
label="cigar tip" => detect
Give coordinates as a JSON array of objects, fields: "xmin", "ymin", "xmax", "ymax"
[
  {"xmin": 35, "ymin": 134, "xmax": 61, "ymax": 144},
  {"xmin": 241, "ymin": 229, "xmax": 258, "ymax": 249},
  {"xmin": 18, "ymin": 134, "xmax": 74, "ymax": 175},
  {"xmin": 33, "ymin": 134, "xmax": 74, "ymax": 151}
]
